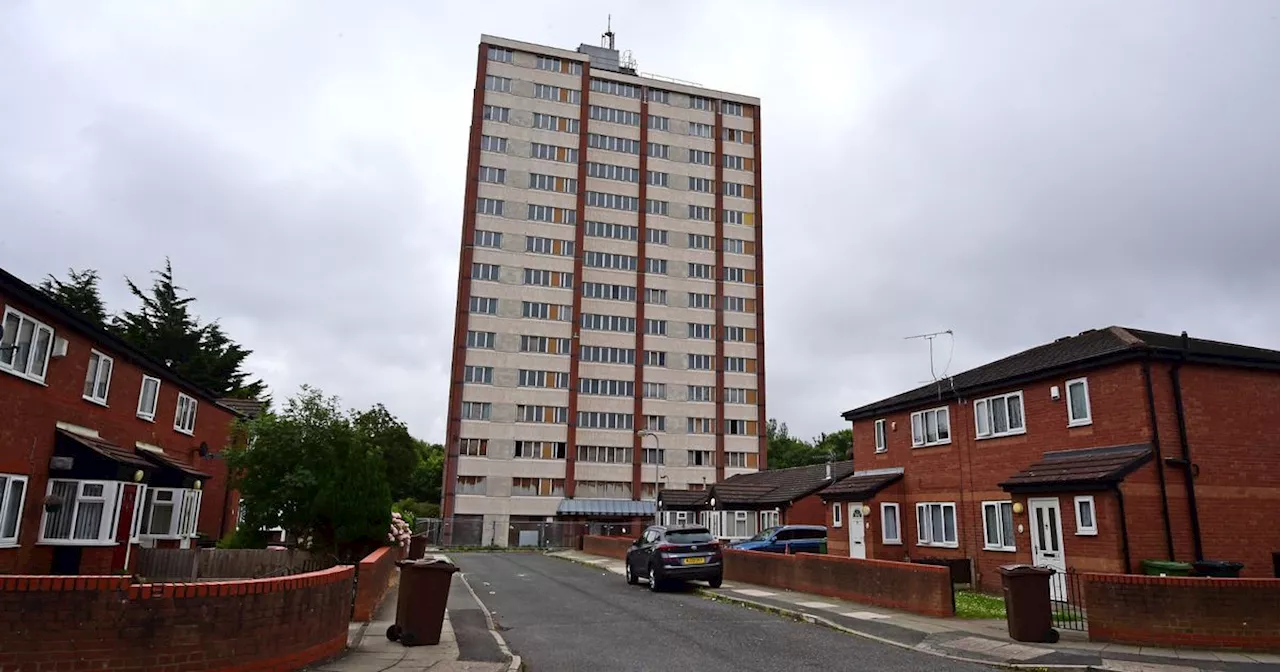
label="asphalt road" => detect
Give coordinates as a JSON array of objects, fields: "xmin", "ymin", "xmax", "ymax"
[{"xmin": 452, "ymin": 552, "xmax": 998, "ymax": 672}]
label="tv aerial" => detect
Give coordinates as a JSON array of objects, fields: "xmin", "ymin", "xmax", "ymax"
[{"xmin": 905, "ymin": 329, "xmax": 955, "ymax": 384}]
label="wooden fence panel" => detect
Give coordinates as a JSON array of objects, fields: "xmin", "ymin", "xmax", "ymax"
[{"xmin": 136, "ymin": 548, "xmax": 332, "ymax": 581}]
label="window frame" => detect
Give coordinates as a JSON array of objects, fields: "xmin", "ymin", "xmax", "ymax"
[
  {"xmin": 82, "ymin": 349, "xmax": 114, "ymax": 406},
  {"xmin": 832, "ymin": 502, "xmax": 843, "ymax": 528},
  {"xmin": 1066, "ymin": 377, "xmax": 1092, "ymax": 427},
  {"xmin": 0, "ymin": 306, "xmax": 55, "ymax": 384},
  {"xmin": 0, "ymin": 474, "xmax": 29, "ymax": 547},
  {"xmin": 881, "ymin": 502, "xmax": 901, "ymax": 545},
  {"xmin": 874, "ymin": 419, "xmax": 887, "ymax": 453},
  {"xmin": 981, "ymin": 500, "xmax": 1017, "ymax": 552},
  {"xmin": 1074, "ymin": 495, "xmax": 1098, "ymax": 535},
  {"xmin": 915, "ymin": 502, "xmax": 959, "ymax": 548},
  {"xmin": 139, "ymin": 486, "xmax": 202, "ymax": 540},
  {"xmin": 910, "ymin": 406, "xmax": 951, "ymax": 448},
  {"xmin": 38, "ymin": 479, "xmax": 122, "ymax": 546},
  {"xmin": 137, "ymin": 375, "xmax": 161, "ymax": 421},
  {"xmin": 174, "ymin": 392, "xmax": 198, "ymax": 436},
  {"xmin": 974, "ymin": 391, "xmax": 1026, "ymax": 439}
]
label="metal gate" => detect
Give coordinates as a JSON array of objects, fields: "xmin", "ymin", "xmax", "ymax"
[{"xmin": 1050, "ymin": 567, "xmax": 1087, "ymax": 632}]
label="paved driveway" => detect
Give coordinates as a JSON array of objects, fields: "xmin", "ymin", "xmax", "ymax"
[{"xmin": 453, "ymin": 552, "xmax": 998, "ymax": 672}]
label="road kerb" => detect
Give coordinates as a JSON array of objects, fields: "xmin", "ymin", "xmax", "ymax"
[
  {"xmin": 457, "ymin": 562, "xmax": 523, "ymax": 672},
  {"xmin": 697, "ymin": 589, "xmax": 1100, "ymax": 672}
]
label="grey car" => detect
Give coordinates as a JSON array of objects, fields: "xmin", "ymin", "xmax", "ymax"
[{"xmin": 625, "ymin": 525, "xmax": 723, "ymax": 591}]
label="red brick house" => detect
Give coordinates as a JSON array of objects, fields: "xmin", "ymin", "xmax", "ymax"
[
  {"xmin": 0, "ymin": 267, "xmax": 248, "ymax": 575},
  {"xmin": 823, "ymin": 326, "xmax": 1280, "ymax": 593},
  {"xmin": 659, "ymin": 460, "xmax": 854, "ymax": 540}
]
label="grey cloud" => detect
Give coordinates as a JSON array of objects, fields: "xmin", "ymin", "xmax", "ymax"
[{"xmin": 3, "ymin": 1, "xmax": 1279, "ymax": 443}]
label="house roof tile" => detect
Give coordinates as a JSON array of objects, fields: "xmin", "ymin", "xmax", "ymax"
[
  {"xmin": 999, "ymin": 443, "xmax": 1153, "ymax": 493},
  {"xmin": 819, "ymin": 467, "xmax": 905, "ymax": 502},
  {"xmin": 710, "ymin": 461, "xmax": 855, "ymax": 508},
  {"xmin": 843, "ymin": 326, "xmax": 1280, "ymax": 421}
]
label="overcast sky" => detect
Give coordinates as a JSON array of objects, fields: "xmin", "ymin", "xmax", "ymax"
[{"xmin": 3, "ymin": 1, "xmax": 1279, "ymax": 443}]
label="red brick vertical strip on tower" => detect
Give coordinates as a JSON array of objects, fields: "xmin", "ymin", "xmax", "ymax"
[
  {"xmin": 564, "ymin": 64, "xmax": 592, "ymax": 497},
  {"xmin": 633, "ymin": 92, "xmax": 650, "ymax": 500},
  {"xmin": 714, "ymin": 105, "xmax": 727, "ymax": 482},
  {"xmin": 751, "ymin": 105, "xmax": 767, "ymax": 469},
  {"xmin": 747, "ymin": 106, "xmax": 768, "ymax": 471},
  {"xmin": 443, "ymin": 42, "xmax": 490, "ymax": 521}
]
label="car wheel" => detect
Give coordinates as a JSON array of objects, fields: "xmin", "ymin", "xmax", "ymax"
[
  {"xmin": 625, "ymin": 561, "xmax": 638, "ymax": 585},
  {"xmin": 648, "ymin": 565, "xmax": 662, "ymax": 592},
  {"xmin": 708, "ymin": 574, "xmax": 723, "ymax": 589}
]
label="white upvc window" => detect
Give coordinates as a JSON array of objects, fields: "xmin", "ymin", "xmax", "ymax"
[
  {"xmin": 832, "ymin": 502, "xmax": 843, "ymax": 528},
  {"xmin": 727, "ymin": 511, "xmax": 754, "ymax": 539},
  {"xmin": 911, "ymin": 407, "xmax": 951, "ymax": 447},
  {"xmin": 760, "ymin": 509, "xmax": 780, "ymax": 530},
  {"xmin": 982, "ymin": 501, "xmax": 1016, "ymax": 551},
  {"xmin": 974, "ymin": 391, "xmax": 1025, "ymax": 438},
  {"xmin": 82, "ymin": 349, "xmax": 114, "ymax": 405},
  {"xmin": 874, "ymin": 419, "xmax": 887, "ymax": 453},
  {"xmin": 140, "ymin": 487, "xmax": 203, "ymax": 539},
  {"xmin": 1, "ymin": 306, "xmax": 55, "ymax": 383},
  {"xmin": 1074, "ymin": 495, "xmax": 1097, "ymax": 535},
  {"xmin": 881, "ymin": 503, "xmax": 901, "ymax": 545},
  {"xmin": 0, "ymin": 474, "xmax": 29, "ymax": 546},
  {"xmin": 1066, "ymin": 378, "xmax": 1092, "ymax": 427},
  {"xmin": 137, "ymin": 376, "xmax": 161, "ymax": 421},
  {"xmin": 175, "ymin": 393, "xmax": 198, "ymax": 435},
  {"xmin": 915, "ymin": 502, "xmax": 958, "ymax": 548},
  {"xmin": 39, "ymin": 479, "xmax": 123, "ymax": 545}
]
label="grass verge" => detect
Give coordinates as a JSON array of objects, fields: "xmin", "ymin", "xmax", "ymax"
[{"xmin": 955, "ymin": 590, "xmax": 1006, "ymax": 619}]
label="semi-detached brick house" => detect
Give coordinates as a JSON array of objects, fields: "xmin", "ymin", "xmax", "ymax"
[
  {"xmin": 0, "ymin": 267, "xmax": 249, "ymax": 575},
  {"xmin": 658, "ymin": 460, "xmax": 853, "ymax": 540},
  {"xmin": 823, "ymin": 326, "xmax": 1280, "ymax": 594}
]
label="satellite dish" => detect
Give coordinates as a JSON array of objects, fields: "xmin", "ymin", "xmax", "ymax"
[{"xmin": 198, "ymin": 442, "xmax": 210, "ymax": 458}]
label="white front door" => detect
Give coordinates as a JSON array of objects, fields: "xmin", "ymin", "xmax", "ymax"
[
  {"xmin": 1029, "ymin": 497, "xmax": 1068, "ymax": 601},
  {"xmin": 848, "ymin": 502, "xmax": 867, "ymax": 559}
]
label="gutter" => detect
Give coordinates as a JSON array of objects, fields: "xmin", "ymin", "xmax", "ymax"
[
  {"xmin": 1168, "ymin": 331, "xmax": 1205, "ymax": 561},
  {"xmin": 1141, "ymin": 359, "xmax": 1176, "ymax": 560},
  {"xmin": 1112, "ymin": 483, "xmax": 1133, "ymax": 574}
]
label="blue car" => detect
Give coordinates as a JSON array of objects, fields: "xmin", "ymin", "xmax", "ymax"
[{"xmin": 730, "ymin": 525, "xmax": 827, "ymax": 554}]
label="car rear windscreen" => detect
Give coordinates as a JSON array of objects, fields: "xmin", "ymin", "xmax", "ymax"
[{"xmin": 666, "ymin": 529, "xmax": 714, "ymax": 544}]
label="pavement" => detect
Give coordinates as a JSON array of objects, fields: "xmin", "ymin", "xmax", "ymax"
[
  {"xmin": 552, "ymin": 549, "xmax": 1280, "ymax": 672},
  {"xmin": 306, "ymin": 554, "xmax": 518, "ymax": 672},
  {"xmin": 453, "ymin": 551, "xmax": 1002, "ymax": 671}
]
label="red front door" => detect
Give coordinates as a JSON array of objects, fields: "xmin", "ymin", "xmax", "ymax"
[{"xmin": 111, "ymin": 484, "xmax": 139, "ymax": 572}]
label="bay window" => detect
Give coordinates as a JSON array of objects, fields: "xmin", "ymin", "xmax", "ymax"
[
  {"xmin": 0, "ymin": 474, "xmax": 29, "ymax": 546},
  {"xmin": 140, "ymin": 487, "xmax": 202, "ymax": 539},
  {"xmin": 915, "ymin": 502, "xmax": 958, "ymax": 547},
  {"xmin": 40, "ymin": 480, "xmax": 123, "ymax": 545}
]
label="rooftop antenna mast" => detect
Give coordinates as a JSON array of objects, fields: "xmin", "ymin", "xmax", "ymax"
[
  {"xmin": 603, "ymin": 15, "xmax": 616, "ymax": 50},
  {"xmin": 905, "ymin": 329, "xmax": 955, "ymax": 384}
]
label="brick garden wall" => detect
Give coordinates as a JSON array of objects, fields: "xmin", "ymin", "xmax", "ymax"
[
  {"xmin": 1083, "ymin": 573, "xmax": 1280, "ymax": 650},
  {"xmin": 723, "ymin": 549, "xmax": 955, "ymax": 617},
  {"xmin": 0, "ymin": 566, "xmax": 354, "ymax": 671},
  {"xmin": 352, "ymin": 546, "xmax": 402, "ymax": 622},
  {"xmin": 583, "ymin": 535, "xmax": 633, "ymax": 559}
]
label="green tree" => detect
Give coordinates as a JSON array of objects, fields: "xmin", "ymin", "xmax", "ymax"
[
  {"xmin": 765, "ymin": 421, "xmax": 853, "ymax": 469},
  {"xmin": 225, "ymin": 386, "xmax": 391, "ymax": 560},
  {"xmin": 38, "ymin": 268, "xmax": 108, "ymax": 325},
  {"xmin": 113, "ymin": 258, "xmax": 265, "ymax": 398},
  {"xmin": 353, "ymin": 404, "xmax": 420, "ymax": 501},
  {"xmin": 813, "ymin": 429, "xmax": 853, "ymax": 462}
]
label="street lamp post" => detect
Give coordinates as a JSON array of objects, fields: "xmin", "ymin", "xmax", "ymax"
[{"xmin": 637, "ymin": 430, "xmax": 660, "ymax": 523}]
